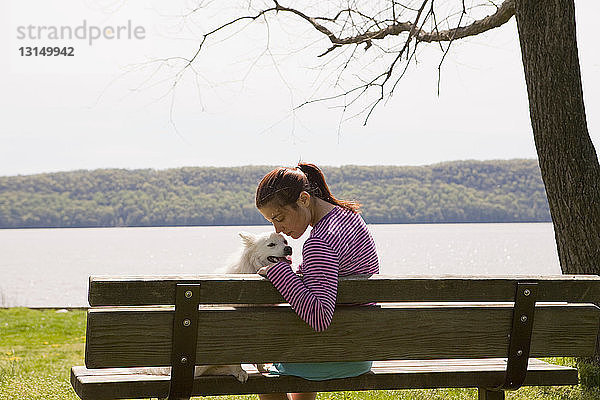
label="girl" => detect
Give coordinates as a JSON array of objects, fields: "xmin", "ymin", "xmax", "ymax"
[{"xmin": 255, "ymin": 163, "xmax": 379, "ymax": 400}]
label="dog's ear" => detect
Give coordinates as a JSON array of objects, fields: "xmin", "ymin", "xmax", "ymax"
[{"xmin": 238, "ymin": 232, "xmax": 256, "ymax": 247}]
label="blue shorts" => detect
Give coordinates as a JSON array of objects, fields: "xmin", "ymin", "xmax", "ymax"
[{"xmin": 269, "ymin": 361, "xmax": 372, "ymax": 381}]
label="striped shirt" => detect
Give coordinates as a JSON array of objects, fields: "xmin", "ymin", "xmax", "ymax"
[{"xmin": 266, "ymin": 206, "xmax": 379, "ymax": 332}]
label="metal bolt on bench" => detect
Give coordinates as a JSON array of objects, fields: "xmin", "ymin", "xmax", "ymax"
[
  {"xmin": 479, "ymin": 282, "xmax": 538, "ymax": 399},
  {"xmin": 168, "ymin": 284, "xmax": 201, "ymax": 400}
]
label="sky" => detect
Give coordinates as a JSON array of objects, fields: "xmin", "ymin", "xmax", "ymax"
[{"xmin": 1, "ymin": 0, "xmax": 599, "ymax": 177}]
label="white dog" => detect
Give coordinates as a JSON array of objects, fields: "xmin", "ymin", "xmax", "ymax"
[
  {"xmin": 194, "ymin": 231, "xmax": 292, "ymax": 382},
  {"xmin": 226, "ymin": 231, "xmax": 293, "ymax": 273},
  {"xmin": 148, "ymin": 232, "xmax": 292, "ymax": 384}
]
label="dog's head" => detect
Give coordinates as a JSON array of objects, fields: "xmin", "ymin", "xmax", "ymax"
[{"xmin": 238, "ymin": 232, "xmax": 293, "ymax": 272}]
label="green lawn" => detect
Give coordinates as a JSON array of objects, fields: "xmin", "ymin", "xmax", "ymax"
[{"xmin": 1, "ymin": 308, "xmax": 599, "ymax": 400}]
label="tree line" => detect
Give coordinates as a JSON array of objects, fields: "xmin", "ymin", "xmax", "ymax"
[{"xmin": 0, "ymin": 160, "xmax": 551, "ymax": 228}]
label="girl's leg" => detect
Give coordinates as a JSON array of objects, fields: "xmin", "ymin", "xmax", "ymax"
[
  {"xmin": 289, "ymin": 392, "xmax": 317, "ymax": 400},
  {"xmin": 258, "ymin": 393, "xmax": 317, "ymax": 400},
  {"xmin": 258, "ymin": 394, "xmax": 289, "ymax": 400}
]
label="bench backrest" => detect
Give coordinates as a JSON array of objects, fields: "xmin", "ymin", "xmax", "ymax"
[{"xmin": 84, "ymin": 275, "xmax": 600, "ymax": 369}]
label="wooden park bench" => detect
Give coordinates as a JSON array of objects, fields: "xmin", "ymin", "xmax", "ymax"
[{"xmin": 71, "ymin": 274, "xmax": 600, "ymax": 400}]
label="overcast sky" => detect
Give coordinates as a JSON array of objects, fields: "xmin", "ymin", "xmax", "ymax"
[{"xmin": 1, "ymin": 0, "xmax": 598, "ymax": 176}]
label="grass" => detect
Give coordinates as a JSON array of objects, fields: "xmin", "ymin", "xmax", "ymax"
[
  {"xmin": 1, "ymin": 308, "xmax": 86, "ymax": 399},
  {"xmin": 1, "ymin": 308, "xmax": 600, "ymax": 400}
]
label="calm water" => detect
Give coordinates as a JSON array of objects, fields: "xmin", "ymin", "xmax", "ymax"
[{"xmin": 0, "ymin": 223, "xmax": 560, "ymax": 307}]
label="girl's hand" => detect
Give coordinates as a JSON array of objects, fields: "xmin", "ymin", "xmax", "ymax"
[{"xmin": 257, "ymin": 266, "xmax": 272, "ymax": 277}]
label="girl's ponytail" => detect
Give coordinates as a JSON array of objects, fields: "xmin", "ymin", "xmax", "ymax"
[{"xmin": 297, "ymin": 163, "xmax": 361, "ymax": 213}]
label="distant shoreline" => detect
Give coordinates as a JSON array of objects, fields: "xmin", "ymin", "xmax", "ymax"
[
  {"xmin": 0, "ymin": 220, "xmax": 553, "ymax": 230},
  {"xmin": 0, "ymin": 160, "xmax": 552, "ymax": 228}
]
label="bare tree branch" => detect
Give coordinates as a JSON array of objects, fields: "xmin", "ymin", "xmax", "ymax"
[
  {"xmin": 150, "ymin": 0, "xmax": 517, "ymax": 130},
  {"xmin": 272, "ymin": 0, "xmax": 514, "ymax": 48},
  {"xmin": 436, "ymin": 0, "xmax": 467, "ymax": 95}
]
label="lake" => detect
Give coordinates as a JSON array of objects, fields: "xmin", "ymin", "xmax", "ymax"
[{"xmin": 0, "ymin": 223, "xmax": 561, "ymax": 307}]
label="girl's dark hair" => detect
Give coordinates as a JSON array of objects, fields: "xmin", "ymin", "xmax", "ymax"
[{"xmin": 255, "ymin": 163, "xmax": 361, "ymax": 212}]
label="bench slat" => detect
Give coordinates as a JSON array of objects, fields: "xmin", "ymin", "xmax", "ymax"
[
  {"xmin": 85, "ymin": 303, "xmax": 599, "ymax": 368},
  {"xmin": 87, "ymin": 275, "xmax": 600, "ymax": 306},
  {"xmin": 71, "ymin": 359, "xmax": 579, "ymax": 400}
]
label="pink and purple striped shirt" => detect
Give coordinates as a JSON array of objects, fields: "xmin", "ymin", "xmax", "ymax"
[{"xmin": 266, "ymin": 206, "xmax": 379, "ymax": 332}]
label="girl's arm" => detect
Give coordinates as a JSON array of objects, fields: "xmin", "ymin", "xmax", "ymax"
[{"xmin": 265, "ymin": 237, "xmax": 339, "ymax": 332}]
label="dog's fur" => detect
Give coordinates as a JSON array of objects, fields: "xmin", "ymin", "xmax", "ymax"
[
  {"xmin": 146, "ymin": 232, "xmax": 292, "ymax": 383},
  {"xmin": 226, "ymin": 231, "xmax": 293, "ymax": 274}
]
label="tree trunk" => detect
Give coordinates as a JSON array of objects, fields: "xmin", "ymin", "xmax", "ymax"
[{"xmin": 514, "ymin": 0, "xmax": 600, "ymax": 359}]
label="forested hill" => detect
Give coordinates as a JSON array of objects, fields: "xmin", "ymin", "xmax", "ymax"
[{"xmin": 0, "ymin": 160, "xmax": 551, "ymax": 228}]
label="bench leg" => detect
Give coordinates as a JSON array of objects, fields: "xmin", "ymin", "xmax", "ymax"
[{"xmin": 478, "ymin": 388, "xmax": 505, "ymax": 400}]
